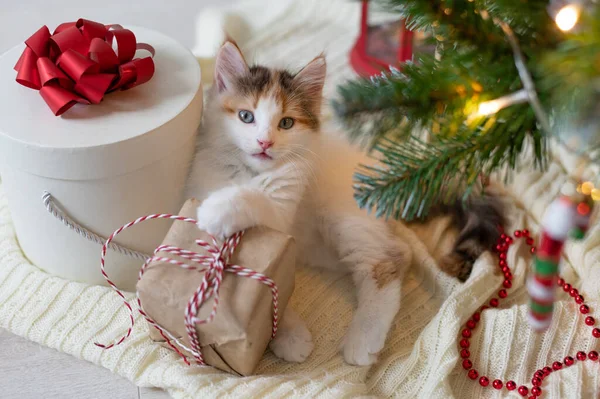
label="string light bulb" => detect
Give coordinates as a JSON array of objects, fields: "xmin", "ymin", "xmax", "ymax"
[
  {"xmin": 555, "ymin": 4, "xmax": 580, "ymax": 31},
  {"xmin": 473, "ymin": 90, "xmax": 529, "ymax": 117}
]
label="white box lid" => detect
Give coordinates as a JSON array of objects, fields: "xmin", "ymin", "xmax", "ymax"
[{"xmin": 0, "ymin": 25, "xmax": 201, "ymax": 180}]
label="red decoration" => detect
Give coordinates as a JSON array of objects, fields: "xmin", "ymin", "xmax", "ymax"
[
  {"xmin": 518, "ymin": 385, "xmax": 529, "ymax": 396},
  {"xmin": 459, "ymin": 229, "xmax": 600, "ymax": 398},
  {"xmin": 14, "ymin": 19, "xmax": 155, "ymax": 116},
  {"xmin": 552, "ymin": 361, "xmax": 562, "ymax": 370},
  {"xmin": 564, "ymin": 356, "xmax": 574, "ymax": 366},
  {"xmin": 349, "ymin": 1, "xmax": 432, "ymax": 77}
]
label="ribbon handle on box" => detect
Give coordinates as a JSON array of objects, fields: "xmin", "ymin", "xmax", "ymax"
[
  {"xmin": 42, "ymin": 191, "xmax": 279, "ymax": 366},
  {"xmin": 42, "ymin": 191, "xmax": 150, "ymax": 260}
]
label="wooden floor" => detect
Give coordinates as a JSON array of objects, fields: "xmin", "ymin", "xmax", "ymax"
[{"xmin": 0, "ymin": 329, "xmax": 170, "ymax": 399}]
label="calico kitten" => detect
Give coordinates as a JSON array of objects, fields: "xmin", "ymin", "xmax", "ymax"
[
  {"xmin": 186, "ymin": 41, "xmax": 504, "ymax": 365},
  {"xmin": 186, "ymin": 41, "xmax": 412, "ymax": 365}
]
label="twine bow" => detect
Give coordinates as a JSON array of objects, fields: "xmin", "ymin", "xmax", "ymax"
[
  {"xmin": 93, "ymin": 214, "xmax": 279, "ymax": 366},
  {"xmin": 14, "ymin": 18, "xmax": 155, "ymax": 116}
]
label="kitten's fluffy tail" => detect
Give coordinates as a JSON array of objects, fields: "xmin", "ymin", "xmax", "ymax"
[{"xmin": 436, "ymin": 193, "xmax": 505, "ymax": 281}]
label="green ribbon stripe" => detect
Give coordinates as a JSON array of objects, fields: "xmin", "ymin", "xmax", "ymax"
[
  {"xmin": 535, "ymin": 258, "xmax": 559, "ymax": 276},
  {"xmin": 530, "ymin": 300, "xmax": 554, "ymax": 314}
]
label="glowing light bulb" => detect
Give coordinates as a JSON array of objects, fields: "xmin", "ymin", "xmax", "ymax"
[
  {"xmin": 473, "ymin": 90, "xmax": 529, "ymax": 117},
  {"xmin": 555, "ymin": 5, "xmax": 580, "ymax": 32},
  {"xmin": 581, "ymin": 181, "xmax": 594, "ymax": 195},
  {"xmin": 477, "ymin": 101, "xmax": 501, "ymax": 116}
]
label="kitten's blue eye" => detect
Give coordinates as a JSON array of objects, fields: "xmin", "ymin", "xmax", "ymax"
[
  {"xmin": 279, "ymin": 117, "xmax": 294, "ymax": 129},
  {"xmin": 238, "ymin": 110, "xmax": 254, "ymax": 123}
]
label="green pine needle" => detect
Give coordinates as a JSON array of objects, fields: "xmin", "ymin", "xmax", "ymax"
[{"xmin": 332, "ymin": 0, "xmax": 599, "ymax": 221}]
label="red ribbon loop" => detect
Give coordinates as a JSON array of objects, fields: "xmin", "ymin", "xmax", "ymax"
[{"xmin": 14, "ymin": 19, "xmax": 155, "ymax": 116}]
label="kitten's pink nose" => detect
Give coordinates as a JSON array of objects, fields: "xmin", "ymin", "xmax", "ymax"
[{"xmin": 257, "ymin": 139, "xmax": 274, "ymax": 150}]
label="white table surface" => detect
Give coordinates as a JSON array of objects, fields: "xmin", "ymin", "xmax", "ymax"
[{"xmin": 0, "ymin": 1, "xmax": 238, "ymax": 398}]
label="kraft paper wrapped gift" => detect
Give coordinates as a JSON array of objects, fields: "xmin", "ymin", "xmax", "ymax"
[{"xmin": 137, "ymin": 199, "xmax": 297, "ymax": 376}]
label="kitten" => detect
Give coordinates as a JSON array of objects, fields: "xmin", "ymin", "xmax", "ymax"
[
  {"xmin": 186, "ymin": 42, "xmax": 505, "ymax": 365},
  {"xmin": 185, "ymin": 41, "xmax": 412, "ymax": 366}
]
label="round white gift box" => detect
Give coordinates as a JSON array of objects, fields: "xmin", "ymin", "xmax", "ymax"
[{"xmin": 0, "ymin": 26, "xmax": 202, "ymax": 291}]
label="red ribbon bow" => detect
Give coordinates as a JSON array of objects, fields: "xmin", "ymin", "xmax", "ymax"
[{"xmin": 14, "ymin": 19, "xmax": 155, "ymax": 116}]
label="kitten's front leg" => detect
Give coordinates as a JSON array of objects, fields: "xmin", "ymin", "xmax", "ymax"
[
  {"xmin": 196, "ymin": 185, "xmax": 255, "ymax": 238},
  {"xmin": 197, "ymin": 165, "xmax": 306, "ymax": 238},
  {"xmin": 269, "ymin": 307, "xmax": 314, "ymax": 362}
]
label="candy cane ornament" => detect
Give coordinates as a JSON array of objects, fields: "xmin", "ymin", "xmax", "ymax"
[{"xmin": 527, "ymin": 196, "xmax": 575, "ymax": 331}]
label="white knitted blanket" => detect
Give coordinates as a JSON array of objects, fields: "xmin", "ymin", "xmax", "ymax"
[{"xmin": 1, "ymin": 1, "xmax": 600, "ymax": 398}]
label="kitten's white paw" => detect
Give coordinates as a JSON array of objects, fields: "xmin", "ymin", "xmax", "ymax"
[
  {"xmin": 340, "ymin": 318, "xmax": 388, "ymax": 366},
  {"xmin": 196, "ymin": 189, "xmax": 251, "ymax": 238},
  {"xmin": 269, "ymin": 321, "xmax": 314, "ymax": 363}
]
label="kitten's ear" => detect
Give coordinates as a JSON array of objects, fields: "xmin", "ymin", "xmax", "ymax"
[
  {"xmin": 294, "ymin": 54, "xmax": 327, "ymax": 99},
  {"xmin": 214, "ymin": 41, "xmax": 249, "ymax": 93}
]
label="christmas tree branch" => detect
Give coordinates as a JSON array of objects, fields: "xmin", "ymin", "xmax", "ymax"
[
  {"xmin": 334, "ymin": 0, "xmax": 598, "ymax": 221},
  {"xmin": 355, "ymin": 104, "xmax": 544, "ymax": 221}
]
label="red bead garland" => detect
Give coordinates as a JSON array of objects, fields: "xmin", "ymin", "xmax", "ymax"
[
  {"xmin": 518, "ymin": 385, "xmax": 529, "ymax": 396},
  {"xmin": 564, "ymin": 356, "xmax": 574, "ymax": 366},
  {"xmin": 459, "ymin": 229, "xmax": 600, "ymax": 398},
  {"xmin": 552, "ymin": 361, "xmax": 562, "ymax": 370}
]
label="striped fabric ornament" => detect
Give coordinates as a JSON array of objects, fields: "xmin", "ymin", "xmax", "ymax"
[{"xmin": 527, "ymin": 196, "xmax": 575, "ymax": 331}]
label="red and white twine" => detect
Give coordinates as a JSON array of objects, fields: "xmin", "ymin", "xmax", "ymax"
[{"xmin": 93, "ymin": 214, "xmax": 280, "ymax": 366}]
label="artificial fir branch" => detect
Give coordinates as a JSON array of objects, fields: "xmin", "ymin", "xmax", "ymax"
[
  {"xmin": 333, "ymin": 0, "xmax": 597, "ymax": 221},
  {"xmin": 354, "ymin": 104, "xmax": 542, "ymax": 220}
]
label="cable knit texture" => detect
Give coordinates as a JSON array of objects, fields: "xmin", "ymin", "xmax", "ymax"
[{"xmin": 1, "ymin": 1, "xmax": 599, "ymax": 397}]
